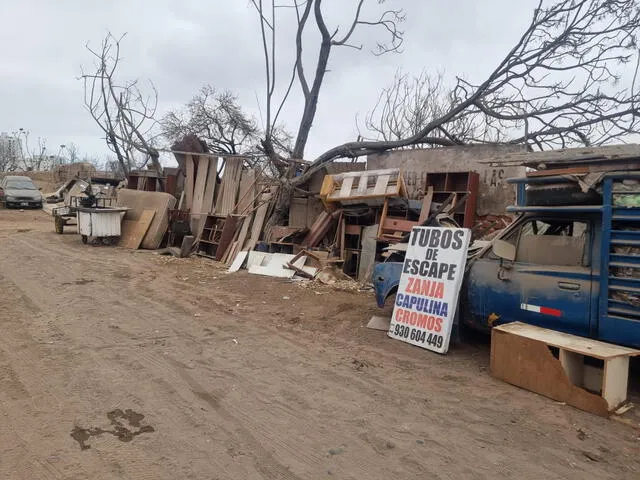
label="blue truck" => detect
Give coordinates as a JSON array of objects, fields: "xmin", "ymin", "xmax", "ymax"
[{"xmin": 373, "ymin": 172, "xmax": 640, "ymax": 348}]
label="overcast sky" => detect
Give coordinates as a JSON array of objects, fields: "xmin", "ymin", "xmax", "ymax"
[{"xmin": 0, "ymin": 0, "xmax": 541, "ymax": 165}]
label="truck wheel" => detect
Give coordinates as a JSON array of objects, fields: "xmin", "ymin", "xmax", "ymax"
[
  {"xmin": 526, "ymin": 183, "xmax": 601, "ymax": 206},
  {"xmin": 54, "ymin": 215, "xmax": 64, "ymax": 234},
  {"xmin": 81, "ymin": 235, "xmax": 88, "ymax": 244}
]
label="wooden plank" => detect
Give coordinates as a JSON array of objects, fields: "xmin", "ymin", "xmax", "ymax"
[
  {"xmin": 491, "ymin": 327, "xmax": 610, "ymax": 416},
  {"xmin": 191, "ymin": 155, "xmax": 209, "ymax": 214},
  {"xmin": 381, "ymin": 217, "xmax": 417, "ymax": 233},
  {"xmin": 377, "ymin": 199, "xmax": 389, "ymax": 239},
  {"xmin": 602, "ymin": 356, "xmax": 629, "ymax": 410},
  {"xmin": 217, "ymin": 157, "xmax": 244, "ymax": 216},
  {"xmin": 339, "ymin": 176, "xmax": 354, "ymax": 198},
  {"xmin": 332, "ymin": 168, "xmax": 399, "ymax": 180},
  {"xmin": 270, "ymin": 226, "xmax": 303, "ymax": 242},
  {"xmin": 583, "ymin": 365, "xmax": 603, "ymax": 393},
  {"xmin": 215, "ymin": 215, "xmax": 242, "ymax": 261},
  {"xmin": 480, "ymin": 144, "xmax": 640, "ymax": 167},
  {"xmin": 179, "ymin": 235, "xmax": 195, "ymax": 258},
  {"xmin": 306, "ymin": 198, "xmax": 324, "ymax": 229},
  {"xmin": 185, "ymin": 155, "xmax": 194, "ymax": 211},
  {"xmin": 223, "ymin": 240, "xmax": 238, "ymax": 264},
  {"xmin": 245, "ymin": 194, "xmax": 271, "ymax": 251},
  {"xmin": 358, "ymin": 224, "xmax": 379, "ymax": 283},
  {"xmin": 236, "ymin": 168, "xmax": 256, "ymax": 214},
  {"xmin": 201, "ymin": 156, "xmax": 218, "ymax": 215},
  {"xmin": 527, "ymin": 166, "xmax": 589, "ymax": 177},
  {"xmin": 248, "ymin": 264, "xmax": 296, "ymax": 278},
  {"xmin": 419, "ymin": 186, "xmax": 434, "ymax": 224},
  {"xmin": 235, "ymin": 212, "xmax": 253, "ymax": 252},
  {"xmin": 119, "ymin": 210, "xmax": 156, "ymax": 249},
  {"xmin": 340, "ymin": 217, "xmax": 346, "ymax": 260},
  {"xmin": 228, "ymin": 251, "xmax": 249, "ymax": 273},
  {"xmin": 289, "ymin": 197, "xmax": 308, "ymax": 228},
  {"xmin": 373, "ymin": 174, "xmax": 390, "ymax": 195},
  {"xmin": 247, "ymin": 252, "xmax": 297, "ymax": 278},
  {"xmin": 559, "ymin": 350, "xmax": 584, "ymax": 387},
  {"xmin": 357, "ymin": 174, "xmax": 368, "ymax": 193},
  {"xmin": 494, "ymin": 322, "xmax": 640, "ymax": 359}
]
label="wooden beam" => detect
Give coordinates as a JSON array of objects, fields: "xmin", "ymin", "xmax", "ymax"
[
  {"xmin": 418, "ymin": 186, "xmax": 434, "ymax": 224},
  {"xmin": 191, "ymin": 155, "xmax": 209, "ymax": 214},
  {"xmin": 185, "ymin": 155, "xmax": 194, "ymax": 211},
  {"xmin": 201, "ymin": 156, "xmax": 218, "ymax": 215}
]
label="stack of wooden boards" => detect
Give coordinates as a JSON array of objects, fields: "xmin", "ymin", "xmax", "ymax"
[{"xmin": 182, "ymin": 154, "xmax": 271, "ymax": 264}]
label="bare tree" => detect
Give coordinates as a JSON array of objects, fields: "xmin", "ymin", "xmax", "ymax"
[
  {"xmin": 251, "ymin": 0, "xmax": 405, "ymax": 170},
  {"xmin": 163, "ymin": 86, "xmax": 261, "ymax": 155},
  {"xmin": 361, "ymin": 69, "xmax": 495, "ymax": 147},
  {"xmin": 0, "ymin": 131, "xmax": 23, "ymax": 172},
  {"xmin": 306, "ymin": 0, "xmax": 640, "ymax": 178},
  {"xmin": 65, "ymin": 142, "xmax": 80, "ymax": 163},
  {"xmin": 81, "ymin": 32, "xmax": 164, "ymax": 187},
  {"xmin": 10, "ymin": 130, "xmax": 55, "ymax": 171},
  {"xmin": 250, "ymin": 0, "xmax": 405, "ymax": 227}
]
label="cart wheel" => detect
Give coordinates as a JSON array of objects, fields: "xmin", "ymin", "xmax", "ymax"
[
  {"xmin": 81, "ymin": 235, "xmax": 88, "ymax": 244},
  {"xmin": 54, "ymin": 215, "xmax": 64, "ymax": 234}
]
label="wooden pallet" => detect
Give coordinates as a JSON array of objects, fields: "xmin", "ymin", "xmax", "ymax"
[{"xmin": 320, "ymin": 168, "xmax": 406, "ymax": 206}]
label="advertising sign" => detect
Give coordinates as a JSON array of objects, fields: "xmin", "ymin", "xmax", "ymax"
[{"xmin": 388, "ymin": 227, "xmax": 471, "ymax": 354}]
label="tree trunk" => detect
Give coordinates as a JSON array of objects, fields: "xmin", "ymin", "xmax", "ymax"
[
  {"xmin": 150, "ymin": 152, "xmax": 166, "ymax": 192},
  {"xmin": 292, "ymin": 40, "xmax": 332, "ymax": 159},
  {"xmin": 263, "ymin": 180, "xmax": 294, "ymax": 236}
]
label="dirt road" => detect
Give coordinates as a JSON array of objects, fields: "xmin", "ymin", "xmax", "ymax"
[{"xmin": 0, "ymin": 209, "xmax": 639, "ymax": 479}]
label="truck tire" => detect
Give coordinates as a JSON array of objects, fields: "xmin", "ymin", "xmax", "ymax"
[{"xmin": 525, "ymin": 183, "xmax": 601, "ymax": 206}]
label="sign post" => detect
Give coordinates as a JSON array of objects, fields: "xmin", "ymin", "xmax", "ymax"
[{"xmin": 388, "ymin": 227, "xmax": 471, "ymax": 354}]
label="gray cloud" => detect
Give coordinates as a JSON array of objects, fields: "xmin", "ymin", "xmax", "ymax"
[{"xmin": 0, "ymin": 0, "xmax": 558, "ymax": 165}]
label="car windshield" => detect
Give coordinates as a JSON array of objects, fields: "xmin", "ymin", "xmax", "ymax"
[{"xmin": 6, "ymin": 180, "xmax": 37, "ymax": 190}]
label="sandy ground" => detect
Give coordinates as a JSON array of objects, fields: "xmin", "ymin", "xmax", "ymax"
[{"xmin": 0, "ymin": 208, "xmax": 639, "ymax": 480}]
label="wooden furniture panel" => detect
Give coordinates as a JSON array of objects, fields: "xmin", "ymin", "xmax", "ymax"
[{"xmin": 491, "ymin": 322, "xmax": 639, "ymax": 415}]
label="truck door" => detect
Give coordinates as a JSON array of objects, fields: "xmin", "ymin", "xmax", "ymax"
[{"xmin": 466, "ymin": 217, "xmax": 593, "ymax": 336}]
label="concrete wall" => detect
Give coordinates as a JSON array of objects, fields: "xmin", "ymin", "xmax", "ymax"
[{"xmin": 367, "ymin": 144, "xmax": 527, "ymax": 215}]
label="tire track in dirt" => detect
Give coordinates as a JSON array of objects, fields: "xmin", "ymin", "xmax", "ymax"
[{"xmin": 2, "ymin": 215, "xmax": 640, "ymax": 479}]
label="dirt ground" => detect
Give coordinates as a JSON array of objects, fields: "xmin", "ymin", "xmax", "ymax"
[{"xmin": 1, "ymin": 209, "xmax": 639, "ymax": 479}]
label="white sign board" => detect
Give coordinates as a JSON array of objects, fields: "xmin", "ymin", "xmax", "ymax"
[{"xmin": 388, "ymin": 227, "xmax": 471, "ymax": 354}]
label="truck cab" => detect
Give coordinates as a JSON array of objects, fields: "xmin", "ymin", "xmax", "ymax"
[{"xmin": 374, "ymin": 173, "xmax": 640, "ymax": 349}]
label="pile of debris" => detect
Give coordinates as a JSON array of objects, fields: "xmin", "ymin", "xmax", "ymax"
[
  {"xmin": 161, "ymin": 143, "xmax": 483, "ymax": 285},
  {"xmin": 38, "ymin": 139, "xmax": 518, "ymax": 286}
]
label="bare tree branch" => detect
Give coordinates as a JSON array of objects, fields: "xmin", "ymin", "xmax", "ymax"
[
  {"xmin": 302, "ymin": 0, "xmax": 640, "ymax": 181},
  {"xmin": 252, "ymin": 0, "xmax": 405, "ymax": 166},
  {"xmin": 80, "ymin": 32, "xmax": 163, "ymax": 184}
]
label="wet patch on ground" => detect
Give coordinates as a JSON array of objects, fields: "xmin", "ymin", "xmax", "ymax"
[{"xmin": 71, "ymin": 409, "xmax": 154, "ymax": 450}]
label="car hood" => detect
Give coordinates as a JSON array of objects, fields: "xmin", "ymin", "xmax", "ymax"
[{"xmin": 4, "ymin": 188, "xmax": 42, "ymax": 199}]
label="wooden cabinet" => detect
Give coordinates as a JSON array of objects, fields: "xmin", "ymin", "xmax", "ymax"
[
  {"xmin": 378, "ymin": 171, "xmax": 480, "ymax": 241},
  {"xmin": 424, "ymin": 171, "xmax": 479, "ymax": 228}
]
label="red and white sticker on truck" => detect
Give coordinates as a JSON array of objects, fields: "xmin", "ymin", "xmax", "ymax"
[{"xmin": 520, "ymin": 303, "xmax": 562, "ymax": 317}]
